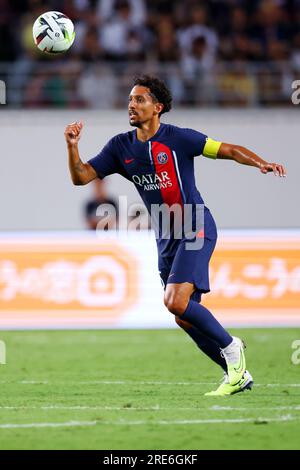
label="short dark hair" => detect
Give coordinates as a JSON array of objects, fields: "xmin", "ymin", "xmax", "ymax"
[{"xmin": 132, "ymin": 75, "xmax": 172, "ymax": 116}]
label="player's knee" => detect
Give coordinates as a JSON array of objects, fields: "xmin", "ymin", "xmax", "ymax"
[
  {"xmin": 175, "ymin": 315, "xmax": 191, "ymax": 330},
  {"xmin": 164, "ymin": 294, "xmax": 188, "ymax": 316}
]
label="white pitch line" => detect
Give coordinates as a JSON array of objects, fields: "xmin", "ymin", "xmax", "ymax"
[
  {"xmin": 0, "ymin": 420, "xmax": 97, "ymax": 429},
  {"xmin": 0, "ymin": 415, "xmax": 299, "ymax": 429},
  {"xmin": 16, "ymin": 380, "xmax": 217, "ymax": 386},
  {"xmin": 9, "ymin": 380, "xmax": 300, "ymax": 387},
  {"xmin": 103, "ymin": 415, "xmax": 300, "ymax": 425},
  {"xmin": 265, "ymin": 384, "xmax": 300, "ymax": 387},
  {"xmin": 210, "ymin": 405, "xmax": 300, "ymax": 411},
  {"xmin": 0, "ymin": 405, "xmax": 165, "ymax": 411},
  {"xmin": 20, "ymin": 381, "xmax": 49, "ymax": 384},
  {"xmin": 0, "ymin": 405, "xmax": 300, "ymax": 412},
  {"xmin": 104, "ymin": 415, "xmax": 300, "ymax": 425},
  {"xmin": 78, "ymin": 381, "xmax": 217, "ymax": 385}
]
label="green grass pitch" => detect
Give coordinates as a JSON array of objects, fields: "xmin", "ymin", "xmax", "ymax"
[{"xmin": 0, "ymin": 328, "xmax": 299, "ymax": 450}]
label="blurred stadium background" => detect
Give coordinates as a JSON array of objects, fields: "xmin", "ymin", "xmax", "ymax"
[
  {"xmin": 2, "ymin": 0, "xmax": 300, "ymax": 107},
  {"xmin": 0, "ymin": 0, "xmax": 299, "ymax": 450}
]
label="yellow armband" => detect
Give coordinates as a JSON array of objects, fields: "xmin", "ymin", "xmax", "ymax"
[{"xmin": 202, "ymin": 138, "xmax": 222, "ymax": 159}]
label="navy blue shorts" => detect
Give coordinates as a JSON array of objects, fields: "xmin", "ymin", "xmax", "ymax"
[{"xmin": 158, "ymin": 236, "xmax": 217, "ymax": 302}]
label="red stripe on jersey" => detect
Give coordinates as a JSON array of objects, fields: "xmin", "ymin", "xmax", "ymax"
[{"xmin": 151, "ymin": 141, "xmax": 183, "ymax": 207}]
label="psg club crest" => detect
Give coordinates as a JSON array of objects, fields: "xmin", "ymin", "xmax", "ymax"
[{"xmin": 157, "ymin": 152, "xmax": 168, "ymax": 164}]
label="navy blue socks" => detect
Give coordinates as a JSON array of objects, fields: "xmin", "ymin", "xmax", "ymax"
[
  {"xmin": 182, "ymin": 325, "xmax": 227, "ymax": 371},
  {"xmin": 181, "ymin": 300, "xmax": 232, "ymax": 349}
]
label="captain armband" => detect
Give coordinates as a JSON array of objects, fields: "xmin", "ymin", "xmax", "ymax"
[{"xmin": 202, "ymin": 138, "xmax": 222, "ymax": 159}]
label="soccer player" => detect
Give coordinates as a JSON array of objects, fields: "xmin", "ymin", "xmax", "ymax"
[{"xmin": 65, "ymin": 75, "xmax": 286, "ymax": 396}]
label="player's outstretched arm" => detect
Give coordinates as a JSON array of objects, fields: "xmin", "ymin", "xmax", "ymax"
[
  {"xmin": 64, "ymin": 121, "xmax": 97, "ymax": 185},
  {"xmin": 217, "ymin": 142, "xmax": 287, "ymax": 177}
]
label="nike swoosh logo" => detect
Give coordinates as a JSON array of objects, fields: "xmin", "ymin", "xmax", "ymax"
[
  {"xmin": 125, "ymin": 159, "xmax": 134, "ymax": 164},
  {"xmin": 233, "ymin": 349, "xmax": 245, "ymax": 373},
  {"xmin": 168, "ymin": 273, "xmax": 175, "ymax": 278}
]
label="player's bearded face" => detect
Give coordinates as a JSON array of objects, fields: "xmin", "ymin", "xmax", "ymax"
[{"xmin": 128, "ymin": 86, "xmax": 160, "ymax": 127}]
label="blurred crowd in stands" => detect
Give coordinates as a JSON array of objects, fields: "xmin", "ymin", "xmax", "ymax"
[{"xmin": 0, "ymin": 0, "xmax": 299, "ymax": 107}]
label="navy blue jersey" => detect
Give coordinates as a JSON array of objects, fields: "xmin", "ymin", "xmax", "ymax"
[{"xmin": 88, "ymin": 123, "xmax": 217, "ymax": 257}]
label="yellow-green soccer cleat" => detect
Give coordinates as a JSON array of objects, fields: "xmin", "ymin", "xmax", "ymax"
[
  {"xmin": 221, "ymin": 336, "xmax": 246, "ymax": 386},
  {"xmin": 204, "ymin": 370, "xmax": 253, "ymax": 396}
]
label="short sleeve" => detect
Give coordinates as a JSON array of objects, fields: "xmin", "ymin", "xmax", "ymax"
[
  {"xmin": 87, "ymin": 138, "xmax": 120, "ymax": 178},
  {"xmin": 178, "ymin": 128, "xmax": 208, "ymax": 157}
]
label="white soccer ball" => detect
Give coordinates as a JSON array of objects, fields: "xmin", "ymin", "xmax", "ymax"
[{"xmin": 32, "ymin": 11, "xmax": 75, "ymax": 54}]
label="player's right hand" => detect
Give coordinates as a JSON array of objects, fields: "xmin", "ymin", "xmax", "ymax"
[{"xmin": 64, "ymin": 121, "xmax": 83, "ymax": 145}]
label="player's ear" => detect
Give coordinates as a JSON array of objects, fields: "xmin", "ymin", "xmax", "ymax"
[{"xmin": 154, "ymin": 102, "xmax": 164, "ymax": 116}]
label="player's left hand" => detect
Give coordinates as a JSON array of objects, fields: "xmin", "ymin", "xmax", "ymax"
[{"xmin": 260, "ymin": 162, "xmax": 287, "ymax": 177}]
